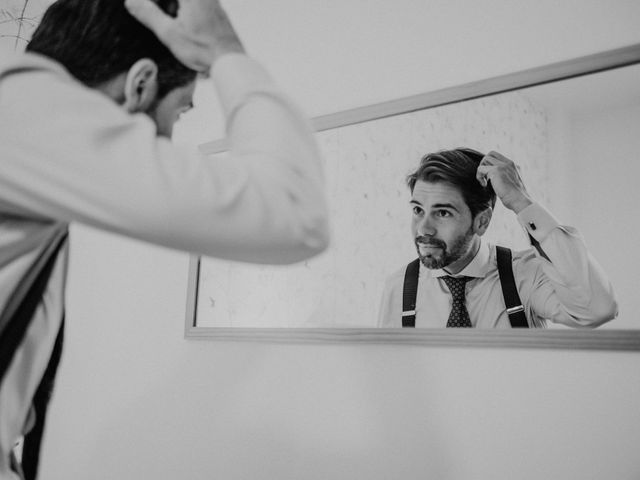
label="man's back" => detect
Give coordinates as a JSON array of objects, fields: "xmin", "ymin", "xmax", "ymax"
[{"xmin": 0, "ymin": 1, "xmax": 330, "ymax": 473}]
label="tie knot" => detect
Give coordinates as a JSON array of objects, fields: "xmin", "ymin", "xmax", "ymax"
[{"xmin": 442, "ymin": 276, "xmax": 469, "ymax": 300}]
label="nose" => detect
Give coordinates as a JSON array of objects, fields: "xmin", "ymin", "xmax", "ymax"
[{"xmin": 416, "ymin": 215, "xmax": 436, "ymax": 236}]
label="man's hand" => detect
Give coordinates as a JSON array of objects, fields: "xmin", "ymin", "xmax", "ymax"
[
  {"xmin": 124, "ymin": 0, "xmax": 245, "ymax": 73},
  {"xmin": 476, "ymin": 151, "xmax": 533, "ymax": 214}
]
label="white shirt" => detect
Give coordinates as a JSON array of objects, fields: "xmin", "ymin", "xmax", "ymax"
[
  {"xmin": 377, "ymin": 203, "xmax": 617, "ymax": 329},
  {"xmin": 0, "ymin": 52, "xmax": 329, "ymax": 478}
]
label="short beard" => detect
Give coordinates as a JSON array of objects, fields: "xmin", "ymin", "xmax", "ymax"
[{"xmin": 415, "ymin": 227, "xmax": 475, "ymax": 270}]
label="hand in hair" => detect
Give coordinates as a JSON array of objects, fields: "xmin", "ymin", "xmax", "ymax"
[
  {"xmin": 125, "ymin": 0, "xmax": 245, "ymax": 73},
  {"xmin": 476, "ymin": 151, "xmax": 533, "ymax": 214}
]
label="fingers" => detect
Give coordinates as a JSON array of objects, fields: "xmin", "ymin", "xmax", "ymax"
[
  {"xmin": 477, "ymin": 151, "xmax": 521, "ymax": 185},
  {"xmin": 476, "ymin": 165, "xmax": 492, "ymax": 187},
  {"xmin": 480, "ymin": 150, "xmax": 511, "ymax": 166},
  {"xmin": 125, "ymin": 0, "xmax": 175, "ymax": 43},
  {"xmin": 125, "ymin": 0, "xmax": 242, "ymax": 72}
]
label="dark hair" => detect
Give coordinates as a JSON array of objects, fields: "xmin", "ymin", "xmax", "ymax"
[
  {"xmin": 26, "ymin": 0, "xmax": 197, "ymax": 100},
  {"xmin": 406, "ymin": 148, "xmax": 496, "ymax": 218}
]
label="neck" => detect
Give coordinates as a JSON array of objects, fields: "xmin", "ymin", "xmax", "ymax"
[
  {"xmin": 94, "ymin": 74, "xmax": 127, "ymax": 105},
  {"xmin": 443, "ymin": 236, "xmax": 481, "ymax": 275}
]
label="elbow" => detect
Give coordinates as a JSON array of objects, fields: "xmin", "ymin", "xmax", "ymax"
[
  {"xmin": 592, "ymin": 283, "xmax": 619, "ymax": 325},
  {"xmin": 305, "ymin": 218, "xmax": 331, "ymax": 257},
  {"xmin": 576, "ymin": 294, "xmax": 619, "ymax": 328},
  {"xmin": 592, "ymin": 296, "xmax": 619, "ymax": 326},
  {"xmin": 278, "ymin": 212, "xmax": 330, "ymax": 265},
  {"xmin": 280, "ymin": 187, "xmax": 331, "ymax": 263}
]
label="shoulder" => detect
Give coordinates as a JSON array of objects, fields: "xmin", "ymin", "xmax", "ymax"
[
  {"xmin": 384, "ymin": 262, "xmax": 415, "ymax": 285},
  {"xmin": 2, "ymin": 55, "xmax": 157, "ymax": 143},
  {"xmin": 380, "ymin": 262, "xmax": 415, "ymax": 299},
  {"xmin": 487, "ymin": 242, "xmax": 543, "ymax": 280},
  {"xmin": 509, "ymin": 246, "xmax": 541, "ymax": 268},
  {"xmin": 497, "ymin": 245, "xmax": 545, "ymax": 298}
]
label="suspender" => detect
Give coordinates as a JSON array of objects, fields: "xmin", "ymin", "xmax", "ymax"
[
  {"xmin": 0, "ymin": 227, "xmax": 68, "ymax": 480},
  {"xmin": 495, "ymin": 246, "xmax": 528, "ymax": 328},
  {"xmin": 401, "ymin": 246, "xmax": 528, "ymax": 328},
  {"xmin": 21, "ymin": 316, "xmax": 65, "ymax": 480},
  {"xmin": 401, "ymin": 259, "xmax": 421, "ymax": 327}
]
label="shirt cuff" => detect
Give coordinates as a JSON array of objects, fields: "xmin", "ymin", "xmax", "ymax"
[
  {"xmin": 210, "ymin": 53, "xmax": 281, "ymax": 118},
  {"xmin": 517, "ymin": 202, "xmax": 561, "ymax": 243}
]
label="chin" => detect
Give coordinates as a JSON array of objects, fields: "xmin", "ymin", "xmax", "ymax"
[{"xmin": 419, "ymin": 255, "xmax": 446, "ymax": 270}]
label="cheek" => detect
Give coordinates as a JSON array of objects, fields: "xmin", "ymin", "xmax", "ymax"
[
  {"xmin": 438, "ymin": 222, "xmax": 462, "ymax": 244},
  {"xmin": 410, "ymin": 216, "xmax": 426, "ymax": 237},
  {"xmin": 156, "ymin": 95, "xmax": 183, "ymax": 124}
]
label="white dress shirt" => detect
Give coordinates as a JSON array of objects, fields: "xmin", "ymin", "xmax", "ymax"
[
  {"xmin": 377, "ymin": 203, "xmax": 618, "ymax": 329},
  {"xmin": 0, "ymin": 51, "xmax": 329, "ymax": 478}
]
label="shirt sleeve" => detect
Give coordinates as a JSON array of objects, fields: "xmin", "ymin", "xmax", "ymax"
[
  {"xmin": 0, "ymin": 54, "xmax": 329, "ymax": 264},
  {"xmin": 515, "ymin": 203, "xmax": 618, "ymax": 327}
]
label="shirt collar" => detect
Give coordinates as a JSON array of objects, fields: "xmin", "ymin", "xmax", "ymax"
[
  {"xmin": 0, "ymin": 52, "xmax": 74, "ymax": 83},
  {"xmin": 421, "ymin": 239, "xmax": 492, "ymax": 279}
]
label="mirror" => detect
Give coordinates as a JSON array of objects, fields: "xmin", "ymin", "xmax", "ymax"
[{"xmin": 186, "ymin": 45, "xmax": 640, "ymax": 349}]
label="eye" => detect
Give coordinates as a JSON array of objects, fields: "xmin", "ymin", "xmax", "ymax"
[
  {"xmin": 412, "ymin": 205, "xmax": 423, "ymax": 216},
  {"xmin": 435, "ymin": 209, "xmax": 452, "ymax": 218}
]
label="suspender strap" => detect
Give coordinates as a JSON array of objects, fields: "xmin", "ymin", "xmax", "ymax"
[
  {"xmin": 21, "ymin": 316, "xmax": 65, "ymax": 480},
  {"xmin": 0, "ymin": 227, "xmax": 68, "ymax": 480},
  {"xmin": 400, "ymin": 247, "xmax": 529, "ymax": 328},
  {"xmin": 402, "ymin": 259, "xmax": 420, "ymax": 327},
  {"xmin": 495, "ymin": 246, "xmax": 528, "ymax": 328},
  {"xmin": 0, "ymin": 229, "xmax": 68, "ymax": 383}
]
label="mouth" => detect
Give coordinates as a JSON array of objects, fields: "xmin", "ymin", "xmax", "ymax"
[
  {"xmin": 416, "ymin": 237, "xmax": 444, "ymax": 246},
  {"xmin": 418, "ymin": 244, "xmax": 441, "ymax": 254},
  {"xmin": 416, "ymin": 239, "xmax": 445, "ymax": 256}
]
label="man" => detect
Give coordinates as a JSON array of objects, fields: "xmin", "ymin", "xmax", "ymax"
[
  {"xmin": 377, "ymin": 148, "xmax": 617, "ymax": 329},
  {"xmin": 0, "ymin": 0, "xmax": 329, "ymax": 478}
]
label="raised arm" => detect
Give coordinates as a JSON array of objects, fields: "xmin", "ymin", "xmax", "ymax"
[
  {"xmin": 124, "ymin": 0, "xmax": 246, "ymax": 72},
  {"xmin": 123, "ymin": 0, "xmax": 330, "ymax": 263},
  {"xmin": 478, "ymin": 151, "xmax": 617, "ymax": 326},
  {"xmin": 0, "ymin": 0, "xmax": 329, "ymax": 264}
]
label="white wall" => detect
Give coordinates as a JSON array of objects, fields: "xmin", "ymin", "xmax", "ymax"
[
  {"xmin": 524, "ymin": 83, "xmax": 640, "ymax": 329},
  {"xmin": 0, "ymin": 0, "xmax": 53, "ymax": 53},
  {"xmin": 567, "ymin": 103, "xmax": 640, "ymax": 328},
  {"xmin": 37, "ymin": 1, "xmax": 640, "ymax": 479}
]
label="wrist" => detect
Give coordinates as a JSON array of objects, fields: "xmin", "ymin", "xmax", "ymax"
[
  {"xmin": 205, "ymin": 42, "xmax": 246, "ymax": 78},
  {"xmin": 206, "ymin": 11, "xmax": 245, "ymax": 68},
  {"xmin": 211, "ymin": 35, "xmax": 245, "ymax": 61},
  {"xmin": 510, "ymin": 196, "xmax": 533, "ymax": 214},
  {"xmin": 199, "ymin": 40, "xmax": 245, "ymax": 76}
]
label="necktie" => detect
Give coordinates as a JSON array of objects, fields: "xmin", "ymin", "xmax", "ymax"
[{"xmin": 442, "ymin": 276, "xmax": 472, "ymax": 328}]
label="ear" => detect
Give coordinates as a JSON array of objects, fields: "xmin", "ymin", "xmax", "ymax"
[
  {"xmin": 122, "ymin": 59, "xmax": 159, "ymax": 113},
  {"xmin": 473, "ymin": 207, "xmax": 492, "ymax": 236}
]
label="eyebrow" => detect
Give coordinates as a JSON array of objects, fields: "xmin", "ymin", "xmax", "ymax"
[{"xmin": 410, "ymin": 200, "xmax": 460, "ymax": 212}]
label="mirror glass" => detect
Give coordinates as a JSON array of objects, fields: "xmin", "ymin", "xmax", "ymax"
[{"xmin": 192, "ymin": 62, "xmax": 640, "ymax": 330}]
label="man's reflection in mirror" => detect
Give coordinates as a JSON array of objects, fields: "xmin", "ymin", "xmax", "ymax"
[{"xmin": 377, "ymin": 148, "xmax": 617, "ymax": 328}]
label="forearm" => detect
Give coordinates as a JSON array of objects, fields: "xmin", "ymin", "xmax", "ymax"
[
  {"xmin": 1, "ymin": 56, "xmax": 328, "ymax": 264},
  {"xmin": 520, "ymin": 204, "xmax": 618, "ymax": 326},
  {"xmin": 209, "ymin": 54, "xmax": 329, "ymax": 262}
]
